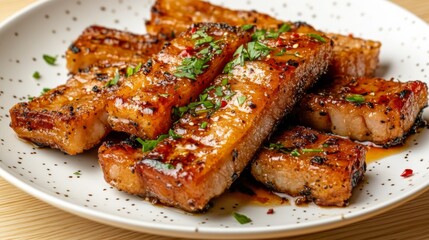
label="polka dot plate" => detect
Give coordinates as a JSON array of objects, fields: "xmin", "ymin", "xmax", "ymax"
[{"xmin": 0, "ymin": 0, "xmax": 428, "ymax": 239}]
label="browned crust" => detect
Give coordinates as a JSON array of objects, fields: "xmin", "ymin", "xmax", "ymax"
[
  {"xmin": 132, "ymin": 32, "xmax": 333, "ymax": 212},
  {"xmin": 294, "ymin": 76, "xmax": 428, "ymax": 146},
  {"xmin": 66, "ymin": 25, "xmax": 166, "ymax": 74},
  {"xmin": 251, "ymin": 126, "xmax": 367, "ymax": 207}
]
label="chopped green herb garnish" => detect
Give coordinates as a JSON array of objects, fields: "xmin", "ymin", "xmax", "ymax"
[
  {"xmin": 126, "ymin": 66, "xmax": 134, "ymax": 77},
  {"xmin": 247, "ymin": 41, "xmax": 271, "ymax": 61},
  {"xmin": 136, "ymin": 134, "xmax": 169, "ymax": 152},
  {"xmin": 195, "ymin": 36, "xmax": 214, "ymax": 46},
  {"xmin": 253, "ymin": 24, "xmax": 291, "ymax": 40},
  {"xmin": 198, "ymin": 47, "xmax": 210, "ymax": 55},
  {"xmin": 278, "ymin": 23, "xmax": 292, "ymax": 33},
  {"xmin": 126, "ymin": 63, "xmax": 143, "ymax": 77},
  {"xmin": 237, "ymin": 95, "xmax": 247, "ymax": 105},
  {"xmin": 43, "ymin": 54, "xmax": 57, "ymax": 65},
  {"xmin": 28, "ymin": 96, "xmax": 34, "ymax": 101},
  {"xmin": 135, "ymin": 62, "xmax": 142, "ymax": 73},
  {"xmin": 73, "ymin": 171, "xmax": 81, "ymax": 176},
  {"xmin": 192, "ymin": 28, "xmax": 209, "ymax": 39},
  {"xmin": 41, "ymin": 87, "xmax": 51, "ymax": 95},
  {"xmin": 221, "ymin": 78, "xmax": 229, "ymax": 86},
  {"xmin": 200, "ymin": 121, "xmax": 208, "ymax": 129},
  {"xmin": 233, "ymin": 212, "xmax": 252, "ymax": 224},
  {"xmin": 105, "ymin": 69, "xmax": 120, "ymax": 87},
  {"xmin": 174, "ymin": 57, "xmax": 209, "ymax": 80},
  {"xmin": 215, "ymin": 86, "xmax": 224, "ymax": 97},
  {"xmin": 268, "ymin": 143, "xmax": 291, "ymax": 154},
  {"xmin": 275, "ymin": 49, "xmax": 286, "ymax": 56},
  {"xmin": 345, "ymin": 94, "xmax": 365, "ymax": 103},
  {"xmin": 266, "ymin": 24, "xmax": 291, "ymax": 39},
  {"xmin": 33, "ymin": 71, "xmax": 41, "ymax": 79},
  {"xmin": 291, "ymin": 149, "xmax": 300, "ymax": 157},
  {"xmin": 322, "ymin": 143, "xmax": 329, "ymax": 148},
  {"xmin": 223, "ymin": 41, "xmax": 272, "ymax": 73},
  {"xmin": 169, "ymin": 129, "xmax": 182, "ymax": 140},
  {"xmin": 307, "ymin": 33, "xmax": 327, "ymax": 43},
  {"xmin": 302, "ymin": 148, "xmax": 324, "ymax": 153},
  {"xmin": 223, "ymin": 45, "xmax": 245, "ymax": 73},
  {"xmin": 241, "ymin": 24, "xmax": 254, "ymax": 31}
]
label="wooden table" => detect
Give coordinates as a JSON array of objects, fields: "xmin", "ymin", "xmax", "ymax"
[{"xmin": 1, "ymin": 0, "xmax": 429, "ymax": 239}]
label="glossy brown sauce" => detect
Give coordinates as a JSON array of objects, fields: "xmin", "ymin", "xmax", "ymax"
[
  {"xmin": 365, "ymin": 144, "xmax": 408, "ymax": 164},
  {"xmin": 223, "ymin": 174, "xmax": 289, "ymax": 206}
]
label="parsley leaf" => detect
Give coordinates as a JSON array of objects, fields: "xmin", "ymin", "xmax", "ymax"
[
  {"xmin": 33, "ymin": 71, "xmax": 41, "ymax": 79},
  {"xmin": 200, "ymin": 121, "xmax": 208, "ymax": 129},
  {"xmin": 223, "ymin": 41, "xmax": 272, "ymax": 73},
  {"xmin": 302, "ymin": 148, "xmax": 324, "ymax": 153},
  {"xmin": 43, "ymin": 54, "xmax": 57, "ymax": 65},
  {"xmin": 307, "ymin": 33, "xmax": 327, "ymax": 43},
  {"xmin": 41, "ymin": 87, "xmax": 51, "ymax": 95},
  {"xmin": 278, "ymin": 23, "xmax": 292, "ymax": 33},
  {"xmin": 105, "ymin": 69, "xmax": 120, "ymax": 87},
  {"xmin": 345, "ymin": 94, "xmax": 365, "ymax": 103},
  {"xmin": 126, "ymin": 63, "xmax": 143, "ymax": 77},
  {"xmin": 291, "ymin": 149, "xmax": 300, "ymax": 157},
  {"xmin": 241, "ymin": 24, "xmax": 254, "ymax": 31},
  {"xmin": 169, "ymin": 129, "xmax": 182, "ymax": 140},
  {"xmin": 233, "ymin": 212, "xmax": 252, "ymax": 224},
  {"xmin": 174, "ymin": 57, "xmax": 209, "ymax": 80},
  {"xmin": 237, "ymin": 95, "xmax": 247, "ymax": 105},
  {"xmin": 247, "ymin": 41, "xmax": 271, "ymax": 60},
  {"xmin": 136, "ymin": 134, "xmax": 169, "ymax": 152}
]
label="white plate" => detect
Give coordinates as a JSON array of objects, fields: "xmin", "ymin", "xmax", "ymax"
[{"xmin": 1, "ymin": 0, "xmax": 429, "ymax": 239}]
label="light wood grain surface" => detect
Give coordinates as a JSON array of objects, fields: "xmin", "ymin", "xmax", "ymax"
[{"xmin": 1, "ymin": 0, "xmax": 429, "ymax": 239}]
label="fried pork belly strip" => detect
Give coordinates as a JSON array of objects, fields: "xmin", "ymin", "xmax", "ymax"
[
  {"xmin": 9, "ymin": 66, "xmax": 128, "ymax": 155},
  {"xmin": 99, "ymin": 31, "xmax": 333, "ymax": 212},
  {"xmin": 295, "ymin": 76, "xmax": 428, "ymax": 146},
  {"xmin": 99, "ymin": 135, "xmax": 145, "ymax": 195},
  {"xmin": 326, "ymin": 33, "xmax": 381, "ymax": 77},
  {"xmin": 251, "ymin": 126, "xmax": 367, "ymax": 207},
  {"xmin": 106, "ymin": 23, "xmax": 252, "ymax": 139},
  {"xmin": 146, "ymin": 0, "xmax": 282, "ymax": 36},
  {"xmin": 66, "ymin": 25, "xmax": 166, "ymax": 74},
  {"xmin": 146, "ymin": 0, "xmax": 382, "ymax": 77}
]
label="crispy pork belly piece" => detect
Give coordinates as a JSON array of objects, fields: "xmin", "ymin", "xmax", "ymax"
[
  {"xmin": 147, "ymin": 0, "xmax": 381, "ymax": 77},
  {"xmin": 9, "ymin": 66, "xmax": 128, "ymax": 155},
  {"xmin": 106, "ymin": 23, "xmax": 252, "ymax": 139},
  {"xmin": 99, "ymin": 135, "xmax": 145, "ymax": 195},
  {"xmin": 126, "ymin": 31, "xmax": 333, "ymax": 212},
  {"xmin": 295, "ymin": 76, "xmax": 428, "ymax": 146},
  {"xmin": 251, "ymin": 126, "xmax": 367, "ymax": 207},
  {"xmin": 66, "ymin": 25, "xmax": 166, "ymax": 74},
  {"xmin": 326, "ymin": 33, "xmax": 381, "ymax": 77},
  {"xmin": 146, "ymin": 0, "xmax": 282, "ymax": 36}
]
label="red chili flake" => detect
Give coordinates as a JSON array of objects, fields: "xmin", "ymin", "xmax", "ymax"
[
  {"xmin": 190, "ymin": 27, "xmax": 196, "ymax": 33},
  {"xmin": 180, "ymin": 50, "xmax": 191, "ymax": 58},
  {"xmin": 293, "ymin": 33, "xmax": 300, "ymax": 38},
  {"xmin": 180, "ymin": 47, "xmax": 194, "ymax": 58},
  {"xmin": 221, "ymin": 100, "xmax": 228, "ymax": 108},
  {"xmin": 400, "ymin": 169, "xmax": 413, "ymax": 178},
  {"xmin": 267, "ymin": 208, "xmax": 274, "ymax": 214},
  {"xmin": 276, "ymin": 39, "xmax": 283, "ymax": 46}
]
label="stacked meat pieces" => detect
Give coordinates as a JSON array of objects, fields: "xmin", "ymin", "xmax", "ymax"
[{"xmin": 9, "ymin": 0, "xmax": 428, "ymax": 211}]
